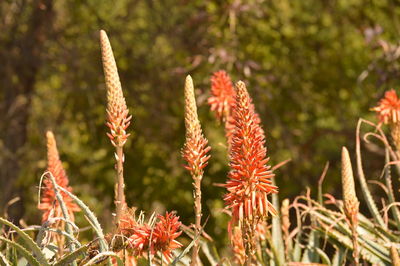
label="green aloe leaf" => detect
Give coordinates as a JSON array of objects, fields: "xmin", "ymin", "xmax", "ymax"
[
  {"xmin": 0, "ymin": 252, "xmax": 11, "ymax": 266},
  {"xmin": 53, "ymin": 243, "xmax": 89, "ymax": 266},
  {"xmin": 356, "ymin": 120, "xmax": 386, "ymax": 228},
  {"xmin": 44, "ymin": 172, "xmax": 77, "ymax": 263},
  {"xmin": 81, "ymin": 252, "xmax": 123, "ymax": 266},
  {"xmin": 56, "ymin": 185, "xmax": 108, "ymax": 253},
  {"xmin": 384, "ymin": 149, "xmax": 400, "ymax": 231},
  {"xmin": 331, "ymin": 247, "xmax": 347, "ymax": 266},
  {"xmin": 0, "ymin": 218, "xmax": 48, "ymax": 265},
  {"xmin": 0, "ymin": 236, "xmax": 42, "ymax": 266}
]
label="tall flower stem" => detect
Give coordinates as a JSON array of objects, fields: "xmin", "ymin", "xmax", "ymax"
[
  {"xmin": 242, "ymin": 221, "xmax": 256, "ymax": 265},
  {"xmin": 100, "ymin": 30, "xmax": 131, "ymax": 226},
  {"xmin": 115, "ymin": 146, "xmax": 126, "ymax": 223},
  {"xmin": 341, "ymin": 147, "xmax": 359, "ymax": 265},
  {"xmin": 192, "ymin": 172, "xmax": 202, "ymax": 265},
  {"xmin": 182, "ymin": 75, "xmax": 211, "ymax": 265}
]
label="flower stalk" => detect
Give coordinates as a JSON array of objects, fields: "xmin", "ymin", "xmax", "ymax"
[
  {"xmin": 341, "ymin": 147, "xmax": 359, "ymax": 265},
  {"xmin": 182, "ymin": 75, "xmax": 211, "ymax": 265},
  {"xmin": 100, "ymin": 30, "xmax": 131, "ymax": 225}
]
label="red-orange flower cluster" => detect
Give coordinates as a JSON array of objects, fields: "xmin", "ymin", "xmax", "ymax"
[
  {"xmin": 372, "ymin": 89, "xmax": 400, "ymax": 124},
  {"xmin": 208, "ymin": 70, "xmax": 236, "ymax": 122},
  {"xmin": 39, "ymin": 131, "xmax": 80, "ymax": 222},
  {"xmin": 224, "ymin": 81, "xmax": 278, "ymax": 222},
  {"xmin": 118, "ymin": 211, "xmax": 182, "ymax": 262}
]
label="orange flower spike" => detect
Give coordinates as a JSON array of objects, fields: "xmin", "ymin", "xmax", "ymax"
[
  {"xmin": 100, "ymin": 30, "xmax": 131, "ymax": 147},
  {"xmin": 372, "ymin": 89, "xmax": 400, "ymax": 125},
  {"xmin": 39, "ymin": 131, "xmax": 79, "ymax": 222},
  {"xmin": 182, "ymin": 75, "xmax": 211, "ymax": 176},
  {"xmin": 224, "ymin": 81, "xmax": 278, "ymax": 222},
  {"xmin": 208, "ymin": 70, "xmax": 236, "ymax": 122}
]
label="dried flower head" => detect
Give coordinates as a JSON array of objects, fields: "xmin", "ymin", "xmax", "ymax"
[
  {"xmin": 208, "ymin": 70, "xmax": 236, "ymax": 121},
  {"xmin": 100, "ymin": 30, "xmax": 131, "ymax": 147},
  {"xmin": 224, "ymin": 81, "xmax": 278, "ymax": 223},
  {"xmin": 182, "ymin": 75, "xmax": 211, "ymax": 177},
  {"xmin": 39, "ymin": 131, "xmax": 79, "ymax": 222},
  {"xmin": 372, "ymin": 89, "xmax": 400, "ymax": 125}
]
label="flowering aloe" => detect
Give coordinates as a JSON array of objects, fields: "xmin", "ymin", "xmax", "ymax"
[
  {"xmin": 100, "ymin": 29, "xmax": 131, "ymax": 223},
  {"xmin": 182, "ymin": 75, "xmax": 211, "ymax": 265},
  {"xmin": 39, "ymin": 131, "xmax": 79, "ymax": 222},
  {"xmin": 224, "ymin": 81, "xmax": 277, "ymax": 261}
]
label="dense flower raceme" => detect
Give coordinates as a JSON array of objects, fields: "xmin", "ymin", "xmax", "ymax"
[
  {"xmin": 100, "ymin": 30, "xmax": 131, "ymax": 147},
  {"xmin": 372, "ymin": 89, "xmax": 400, "ymax": 125},
  {"xmin": 224, "ymin": 81, "xmax": 278, "ymax": 222},
  {"xmin": 182, "ymin": 75, "xmax": 211, "ymax": 177},
  {"xmin": 208, "ymin": 70, "xmax": 236, "ymax": 121},
  {"xmin": 39, "ymin": 131, "xmax": 80, "ymax": 222},
  {"xmin": 118, "ymin": 209, "xmax": 182, "ymax": 262}
]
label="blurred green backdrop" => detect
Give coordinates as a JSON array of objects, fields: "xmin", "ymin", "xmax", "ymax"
[{"xmin": 1, "ymin": 0, "xmax": 400, "ymax": 246}]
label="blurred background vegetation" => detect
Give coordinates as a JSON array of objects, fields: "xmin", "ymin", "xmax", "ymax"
[{"xmin": 1, "ymin": 0, "xmax": 400, "ymax": 248}]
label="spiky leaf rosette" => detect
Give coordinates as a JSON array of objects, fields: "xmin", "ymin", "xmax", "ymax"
[
  {"xmin": 224, "ymin": 81, "xmax": 277, "ymax": 223},
  {"xmin": 39, "ymin": 131, "xmax": 80, "ymax": 222},
  {"xmin": 100, "ymin": 30, "xmax": 131, "ymax": 147},
  {"xmin": 182, "ymin": 75, "xmax": 211, "ymax": 177}
]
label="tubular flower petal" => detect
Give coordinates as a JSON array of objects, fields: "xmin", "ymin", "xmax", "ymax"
[
  {"xmin": 182, "ymin": 75, "xmax": 211, "ymax": 177},
  {"xmin": 208, "ymin": 70, "xmax": 236, "ymax": 121},
  {"xmin": 118, "ymin": 210, "xmax": 182, "ymax": 262},
  {"xmin": 372, "ymin": 89, "xmax": 400, "ymax": 125},
  {"xmin": 224, "ymin": 81, "xmax": 278, "ymax": 223},
  {"xmin": 208, "ymin": 71, "xmax": 237, "ymax": 146},
  {"xmin": 100, "ymin": 30, "xmax": 131, "ymax": 147},
  {"xmin": 39, "ymin": 131, "xmax": 80, "ymax": 222},
  {"xmin": 152, "ymin": 212, "xmax": 183, "ymax": 262}
]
